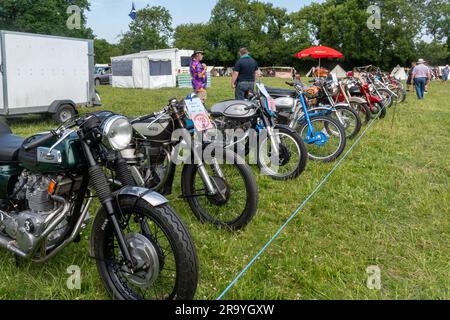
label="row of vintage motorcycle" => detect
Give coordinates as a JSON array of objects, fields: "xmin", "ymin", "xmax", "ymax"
[{"xmin": 0, "ymin": 69, "xmax": 405, "ymax": 300}]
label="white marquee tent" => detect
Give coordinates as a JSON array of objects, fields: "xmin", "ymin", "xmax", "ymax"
[
  {"xmin": 111, "ymin": 48, "xmax": 194, "ymax": 89},
  {"xmin": 305, "ymin": 67, "xmax": 315, "ymax": 77},
  {"xmin": 391, "ymin": 65, "xmax": 408, "ymax": 81},
  {"xmin": 331, "ymin": 64, "xmax": 347, "ymax": 78}
]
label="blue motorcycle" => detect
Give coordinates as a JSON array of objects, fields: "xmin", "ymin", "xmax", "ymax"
[{"xmin": 266, "ymin": 81, "xmax": 347, "ymax": 163}]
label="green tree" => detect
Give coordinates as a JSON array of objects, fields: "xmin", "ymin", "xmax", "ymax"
[
  {"xmin": 416, "ymin": 41, "xmax": 449, "ymax": 65},
  {"xmin": 94, "ymin": 39, "xmax": 122, "ymax": 64},
  {"xmin": 0, "ymin": 0, "xmax": 93, "ymax": 38},
  {"xmin": 295, "ymin": 0, "xmax": 432, "ymax": 69},
  {"xmin": 207, "ymin": 0, "xmax": 293, "ymax": 66},
  {"xmin": 173, "ymin": 23, "xmax": 210, "ymax": 51},
  {"xmin": 119, "ymin": 5, "xmax": 173, "ymax": 54},
  {"xmin": 423, "ymin": 0, "xmax": 449, "ymax": 42}
]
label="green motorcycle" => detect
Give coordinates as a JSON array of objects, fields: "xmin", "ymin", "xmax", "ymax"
[{"xmin": 0, "ymin": 111, "xmax": 198, "ymax": 300}]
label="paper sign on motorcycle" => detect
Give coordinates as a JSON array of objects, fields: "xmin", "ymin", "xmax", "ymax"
[
  {"xmin": 256, "ymin": 83, "xmax": 276, "ymax": 112},
  {"xmin": 184, "ymin": 98, "xmax": 213, "ymax": 132}
]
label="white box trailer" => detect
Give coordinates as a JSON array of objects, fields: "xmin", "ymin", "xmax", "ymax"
[{"xmin": 0, "ymin": 31, "xmax": 100, "ymax": 123}]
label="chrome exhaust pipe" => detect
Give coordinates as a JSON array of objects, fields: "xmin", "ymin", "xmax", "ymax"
[
  {"xmin": 32, "ymin": 193, "xmax": 93, "ymax": 263},
  {"xmin": 0, "ymin": 196, "xmax": 71, "ymax": 259},
  {"xmin": 0, "ymin": 235, "xmax": 26, "ymax": 257}
]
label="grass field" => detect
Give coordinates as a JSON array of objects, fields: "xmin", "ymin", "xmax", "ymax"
[{"xmin": 1, "ymin": 77, "xmax": 449, "ymax": 300}]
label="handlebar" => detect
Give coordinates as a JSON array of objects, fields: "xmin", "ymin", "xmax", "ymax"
[{"xmin": 23, "ymin": 131, "xmax": 56, "ymax": 151}]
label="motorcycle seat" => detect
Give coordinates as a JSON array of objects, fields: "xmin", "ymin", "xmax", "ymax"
[
  {"xmin": 0, "ymin": 121, "xmax": 24, "ymax": 162},
  {"xmin": 0, "ymin": 121, "xmax": 12, "ymax": 134},
  {"xmin": 0, "ymin": 134, "xmax": 25, "ymax": 162},
  {"xmin": 265, "ymin": 87, "xmax": 297, "ymax": 97}
]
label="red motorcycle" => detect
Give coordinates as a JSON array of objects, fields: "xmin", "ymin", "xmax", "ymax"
[{"xmin": 336, "ymin": 78, "xmax": 386, "ymax": 123}]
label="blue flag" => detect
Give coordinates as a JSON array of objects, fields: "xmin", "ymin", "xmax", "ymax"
[{"xmin": 129, "ymin": 2, "xmax": 137, "ymax": 20}]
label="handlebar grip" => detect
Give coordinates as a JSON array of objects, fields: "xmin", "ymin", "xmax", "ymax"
[
  {"xmin": 23, "ymin": 132, "xmax": 55, "ymax": 151},
  {"xmin": 285, "ymin": 81, "xmax": 295, "ymax": 87}
]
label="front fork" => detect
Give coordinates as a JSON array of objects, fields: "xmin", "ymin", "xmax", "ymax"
[
  {"xmin": 81, "ymin": 141, "xmax": 135, "ymax": 267},
  {"xmin": 298, "ymin": 94, "xmax": 316, "ymax": 140},
  {"xmin": 178, "ymin": 127, "xmax": 223, "ymax": 198}
]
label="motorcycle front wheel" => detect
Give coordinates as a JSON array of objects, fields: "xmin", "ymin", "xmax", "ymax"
[
  {"xmin": 332, "ymin": 106, "xmax": 362, "ymax": 139},
  {"xmin": 181, "ymin": 148, "xmax": 258, "ymax": 230},
  {"xmin": 257, "ymin": 125, "xmax": 308, "ymax": 180},
  {"xmin": 351, "ymin": 101, "xmax": 371, "ymax": 125},
  {"xmin": 91, "ymin": 196, "xmax": 198, "ymax": 300},
  {"xmin": 377, "ymin": 88, "xmax": 393, "ymax": 108},
  {"xmin": 373, "ymin": 103, "xmax": 387, "ymax": 119},
  {"xmin": 295, "ymin": 116, "xmax": 347, "ymax": 163}
]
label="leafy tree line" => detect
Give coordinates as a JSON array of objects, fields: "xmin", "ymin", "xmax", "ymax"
[
  {"xmin": 0, "ymin": 0, "xmax": 448, "ymax": 69},
  {"xmin": 174, "ymin": 0, "xmax": 448, "ymax": 69}
]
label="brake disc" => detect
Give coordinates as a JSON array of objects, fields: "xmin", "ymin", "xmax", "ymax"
[
  {"xmin": 121, "ymin": 233, "xmax": 160, "ymax": 288},
  {"xmin": 278, "ymin": 143, "xmax": 292, "ymax": 166},
  {"xmin": 206, "ymin": 176, "xmax": 231, "ymax": 206}
]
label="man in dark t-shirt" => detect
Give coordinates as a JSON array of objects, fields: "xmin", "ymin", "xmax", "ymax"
[{"xmin": 231, "ymin": 48, "xmax": 259, "ymax": 100}]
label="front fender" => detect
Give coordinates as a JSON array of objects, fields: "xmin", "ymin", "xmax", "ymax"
[
  {"xmin": 115, "ymin": 186, "xmax": 169, "ymax": 207},
  {"xmin": 89, "ymin": 186, "xmax": 169, "ymax": 258},
  {"xmin": 274, "ymin": 124, "xmax": 298, "ymax": 135},
  {"xmin": 349, "ymin": 97, "xmax": 367, "ymax": 104},
  {"xmin": 333, "ymin": 103, "xmax": 351, "ymax": 108},
  {"xmin": 369, "ymin": 95, "xmax": 382, "ymax": 103}
]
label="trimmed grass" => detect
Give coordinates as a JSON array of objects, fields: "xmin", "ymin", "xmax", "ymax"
[{"xmin": 1, "ymin": 77, "xmax": 449, "ymax": 299}]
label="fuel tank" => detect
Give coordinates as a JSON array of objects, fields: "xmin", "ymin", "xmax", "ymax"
[
  {"xmin": 18, "ymin": 132, "xmax": 85, "ymax": 173},
  {"xmin": 210, "ymin": 100, "xmax": 258, "ymax": 119},
  {"xmin": 274, "ymin": 97, "xmax": 296, "ymax": 112},
  {"xmin": 132, "ymin": 113, "xmax": 174, "ymax": 142}
]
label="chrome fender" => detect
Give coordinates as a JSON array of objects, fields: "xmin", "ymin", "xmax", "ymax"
[
  {"xmin": 89, "ymin": 186, "xmax": 169, "ymax": 257},
  {"xmin": 349, "ymin": 97, "xmax": 367, "ymax": 104},
  {"xmin": 115, "ymin": 186, "xmax": 169, "ymax": 207},
  {"xmin": 333, "ymin": 103, "xmax": 351, "ymax": 108}
]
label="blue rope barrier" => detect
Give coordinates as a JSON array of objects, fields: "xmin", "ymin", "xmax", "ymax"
[{"xmin": 217, "ymin": 109, "xmax": 385, "ymax": 300}]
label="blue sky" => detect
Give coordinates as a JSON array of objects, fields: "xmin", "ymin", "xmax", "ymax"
[{"xmin": 86, "ymin": 0, "xmax": 322, "ymax": 43}]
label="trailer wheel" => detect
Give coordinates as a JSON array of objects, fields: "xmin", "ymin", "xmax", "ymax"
[{"xmin": 53, "ymin": 104, "xmax": 76, "ymax": 123}]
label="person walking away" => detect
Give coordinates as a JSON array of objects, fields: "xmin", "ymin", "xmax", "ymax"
[
  {"xmin": 190, "ymin": 50, "xmax": 208, "ymax": 103},
  {"xmin": 406, "ymin": 62, "xmax": 416, "ymax": 92},
  {"xmin": 412, "ymin": 59, "xmax": 431, "ymax": 100},
  {"xmin": 231, "ymin": 48, "xmax": 259, "ymax": 100},
  {"xmin": 443, "ymin": 65, "xmax": 449, "ymax": 82}
]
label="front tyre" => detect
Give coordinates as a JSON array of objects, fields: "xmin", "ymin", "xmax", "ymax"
[
  {"xmin": 377, "ymin": 89, "xmax": 393, "ymax": 109},
  {"xmin": 257, "ymin": 126, "xmax": 308, "ymax": 180},
  {"xmin": 373, "ymin": 103, "xmax": 387, "ymax": 119},
  {"xmin": 332, "ymin": 106, "xmax": 362, "ymax": 139},
  {"xmin": 91, "ymin": 197, "xmax": 198, "ymax": 300},
  {"xmin": 350, "ymin": 101, "xmax": 371, "ymax": 125},
  {"xmin": 181, "ymin": 149, "xmax": 258, "ymax": 230},
  {"xmin": 296, "ymin": 116, "xmax": 347, "ymax": 163}
]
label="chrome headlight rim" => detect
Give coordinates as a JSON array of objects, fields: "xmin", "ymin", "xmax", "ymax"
[{"xmin": 101, "ymin": 115, "xmax": 133, "ymax": 151}]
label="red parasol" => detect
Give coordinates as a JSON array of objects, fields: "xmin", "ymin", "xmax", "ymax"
[{"xmin": 295, "ymin": 45, "xmax": 344, "ymax": 70}]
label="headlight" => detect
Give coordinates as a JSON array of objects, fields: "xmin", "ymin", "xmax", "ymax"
[{"xmin": 102, "ymin": 115, "xmax": 132, "ymax": 151}]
